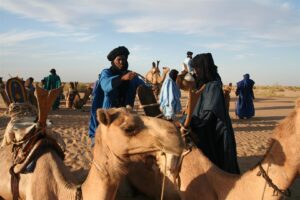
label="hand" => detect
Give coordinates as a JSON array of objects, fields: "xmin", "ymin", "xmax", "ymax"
[{"xmin": 121, "ymin": 72, "xmax": 137, "ymax": 81}]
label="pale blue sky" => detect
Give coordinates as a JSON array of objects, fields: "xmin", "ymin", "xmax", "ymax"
[{"xmin": 0, "ymin": 0, "xmax": 299, "ymax": 85}]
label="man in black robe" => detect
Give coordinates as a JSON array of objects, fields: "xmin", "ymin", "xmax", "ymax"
[{"xmin": 189, "ymin": 53, "xmax": 240, "ymax": 174}]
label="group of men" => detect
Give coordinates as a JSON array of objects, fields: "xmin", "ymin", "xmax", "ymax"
[
  {"xmin": 1, "ymin": 46, "xmax": 254, "ymax": 175},
  {"xmin": 86, "ymin": 46, "xmax": 258, "ymax": 174}
]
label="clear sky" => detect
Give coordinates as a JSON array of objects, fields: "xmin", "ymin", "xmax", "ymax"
[{"xmin": 0, "ymin": 0, "xmax": 299, "ymax": 86}]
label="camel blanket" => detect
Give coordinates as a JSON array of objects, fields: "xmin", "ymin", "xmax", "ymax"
[{"xmin": 1, "ymin": 103, "xmax": 65, "ymax": 151}]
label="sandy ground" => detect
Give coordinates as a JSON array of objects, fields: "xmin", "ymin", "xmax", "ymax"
[{"xmin": 0, "ymin": 90, "xmax": 299, "ymax": 199}]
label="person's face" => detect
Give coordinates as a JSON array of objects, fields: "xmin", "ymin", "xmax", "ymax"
[{"xmin": 113, "ymin": 55, "xmax": 127, "ymax": 70}]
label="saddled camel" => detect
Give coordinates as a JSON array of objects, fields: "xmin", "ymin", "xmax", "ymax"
[
  {"xmin": 127, "ymin": 99, "xmax": 300, "ymax": 200},
  {"xmin": 0, "ymin": 107, "xmax": 183, "ymax": 200}
]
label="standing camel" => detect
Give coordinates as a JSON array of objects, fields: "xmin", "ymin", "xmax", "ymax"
[
  {"xmin": 128, "ymin": 99, "xmax": 300, "ymax": 200},
  {"xmin": 0, "ymin": 107, "xmax": 183, "ymax": 200},
  {"xmin": 145, "ymin": 61, "xmax": 170, "ymax": 99}
]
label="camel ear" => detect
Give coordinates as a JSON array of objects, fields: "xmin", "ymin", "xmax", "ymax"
[{"xmin": 96, "ymin": 109, "xmax": 111, "ymax": 126}]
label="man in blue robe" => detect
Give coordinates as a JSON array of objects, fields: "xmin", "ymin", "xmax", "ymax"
[
  {"xmin": 88, "ymin": 46, "xmax": 145, "ymax": 142},
  {"xmin": 159, "ymin": 69, "xmax": 181, "ymax": 120},
  {"xmin": 235, "ymin": 74, "xmax": 255, "ymax": 119}
]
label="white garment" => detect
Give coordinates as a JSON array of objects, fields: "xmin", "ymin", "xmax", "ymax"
[{"xmin": 182, "ymin": 57, "xmax": 192, "ymax": 73}]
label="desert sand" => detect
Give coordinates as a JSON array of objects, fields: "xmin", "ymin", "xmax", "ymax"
[{"xmin": 0, "ymin": 88, "xmax": 299, "ymax": 199}]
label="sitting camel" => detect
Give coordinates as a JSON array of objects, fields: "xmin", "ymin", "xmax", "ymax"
[
  {"xmin": 0, "ymin": 106, "xmax": 183, "ymax": 199},
  {"xmin": 145, "ymin": 61, "xmax": 170, "ymax": 99},
  {"xmin": 73, "ymin": 86, "xmax": 92, "ymax": 109},
  {"xmin": 127, "ymin": 99, "xmax": 300, "ymax": 200}
]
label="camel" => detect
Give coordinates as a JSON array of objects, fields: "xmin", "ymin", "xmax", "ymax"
[
  {"xmin": 145, "ymin": 61, "xmax": 170, "ymax": 99},
  {"xmin": 66, "ymin": 82, "xmax": 92, "ymax": 109},
  {"xmin": 127, "ymin": 99, "xmax": 300, "ymax": 200},
  {"xmin": 73, "ymin": 86, "xmax": 92, "ymax": 109},
  {"xmin": 0, "ymin": 107, "xmax": 183, "ymax": 200}
]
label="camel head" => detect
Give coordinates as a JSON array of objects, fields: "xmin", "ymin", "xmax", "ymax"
[
  {"xmin": 95, "ymin": 107, "xmax": 183, "ymax": 162},
  {"xmin": 151, "ymin": 62, "xmax": 160, "ymax": 74}
]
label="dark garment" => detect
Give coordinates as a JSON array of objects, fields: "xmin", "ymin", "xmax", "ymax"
[
  {"xmin": 45, "ymin": 74, "xmax": 61, "ymax": 109},
  {"xmin": 235, "ymin": 77, "xmax": 255, "ymax": 118},
  {"xmin": 190, "ymin": 81, "xmax": 240, "ymax": 174}
]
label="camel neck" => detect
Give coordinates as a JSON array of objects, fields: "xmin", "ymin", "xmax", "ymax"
[
  {"xmin": 81, "ymin": 141, "xmax": 125, "ymax": 200},
  {"xmin": 227, "ymin": 140, "xmax": 297, "ymax": 199}
]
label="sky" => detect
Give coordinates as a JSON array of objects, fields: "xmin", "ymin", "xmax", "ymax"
[{"xmin": 0, "ymin": 0, "xmax": 299, "ymax": 86}]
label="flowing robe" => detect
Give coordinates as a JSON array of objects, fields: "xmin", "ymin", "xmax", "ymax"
[
  {"xmin": 190, "ymin": 80, "xmax": 240, "ymax": 174},
  {"xmin": 88, "ymin": 68, "xmax": 145, "ymax": 138},
  {"xmin": 159, "ymin": 76, "xmax": 181, "ymax": 119},
  {"xmin": 235, "ymin": 77, "xmax": 255, "ymax": 118},
  {"xmin": 45, "ymin": 74, "xmax": 61, "ymax": 109}
]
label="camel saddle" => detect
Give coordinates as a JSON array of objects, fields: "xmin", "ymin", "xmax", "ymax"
[{"xmin": 0, "ymin": 85, "xmax": 65, "ymax": 200}]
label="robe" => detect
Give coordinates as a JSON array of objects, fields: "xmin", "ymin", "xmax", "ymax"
[
  {"xmin": 44, "ymin": 74, "xmax": 61, "ymax": 109},
  {"xmin": 235, "ymin": 77, "xmax": 255, "ymax": 118},
  {"xmin": 159, "ymin": 75, "xmax": 181, "ymax": 119},
  {"xmin": 88, "ymin": 68, "xmax": 145, "ymax": 138},
  {"xmin": 190, "ymin": 80, "xmax": 240, "ymax": 174}
]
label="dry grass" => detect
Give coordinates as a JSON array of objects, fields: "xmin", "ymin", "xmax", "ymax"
[{"xmin": 254, "ymin": 84, "xmax": 300, "ymax": 97}]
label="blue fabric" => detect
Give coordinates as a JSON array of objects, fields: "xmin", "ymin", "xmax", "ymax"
[
  {"xmin": 159, "ymin": 75, "xmax": 181, "ymax": 119},
  {"xmin": 235, "ymin": 76, "xmax": 255, "ymax": 118},
  {"xmin": 88, "ymin": 68, "xmax": 145, "ymax": 138}
]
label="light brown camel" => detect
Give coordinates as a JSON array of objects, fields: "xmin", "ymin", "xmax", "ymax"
[
  {"xmin": 145, "ymin": 61, "xmax": 170, "ymax": 99},
  {"xmin": 128, "ymin": 99, "xmax": 300, "ymax": 200},
  {"xmin": 0, "ymin": 107, "xmax": 183, "ymax": 200}
]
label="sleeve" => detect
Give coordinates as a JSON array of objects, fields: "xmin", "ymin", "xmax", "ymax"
[{"xmin": 100, "ymin": 69, "xmax": 122, "ymax": 93}]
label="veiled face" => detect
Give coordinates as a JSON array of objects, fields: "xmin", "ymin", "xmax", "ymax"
[{"xmin": 113, "ymin": 55, "xmax": 127, "ymax": 70}]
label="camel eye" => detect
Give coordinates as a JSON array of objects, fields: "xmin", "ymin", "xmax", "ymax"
[
  {"xmin": 120, "ymin": 124, "xmax": 136, "ymax": 135},
  {"xmin": 124, "ymin": 126, "xmax": 135, "ymax": 133}
]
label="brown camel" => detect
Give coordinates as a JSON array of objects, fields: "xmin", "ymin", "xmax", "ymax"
[
  {"xmin": 145, "ymin": 61, "xmax": 170, "ymax": 99},
  {"xmin": 128, "ymin": 99, "xmax": 300, "ymax": 200},
  {"xmin": 73, "ymin": 86, "xmax": 92, "ymax": 109},
  {"xmin": 0, "ymin": 107, "xmax": 183, "ymax": 200}
]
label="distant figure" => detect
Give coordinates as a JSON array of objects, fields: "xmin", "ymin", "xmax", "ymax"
[
  {"xmin": 235, "ymin": 74, "xmax": 255, "ymax": 119},
  {"xmin": 159, "ymin": 69, "xmax": 181, "ymax": 120},
  {"xmin": 24, "ymin": 77, "xmax": 37, "ymax": 107},
  {"xmin": 182, "ymin": 51, "xmax": 193, "ymax": 73},
  {"xmin": 88, "ymin": 46, "xmax": 145, "ymax": 144},
  {"xmin": 44, "ymin": 68, "xmax": 62, "ymax": 110},
  {"xmin": 223, "ymin": 82, "xmax": 232, "ymax": 112}
]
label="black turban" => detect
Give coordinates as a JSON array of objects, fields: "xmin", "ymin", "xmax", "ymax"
[
  {"xmin": 107, "ymin": 46, "xmax": 130, "ymax": 61},
  {"xmin": 187, "ymin": 51, "xmax": 193, "ymax": 56}
]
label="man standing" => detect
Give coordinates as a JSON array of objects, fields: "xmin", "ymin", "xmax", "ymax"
[
  {"xmin": 235, "ymin": 74, "xmax": 255, "ymax": 119},
  {"xmin": 44, "ymin": 68, "xmax": 61, "ymax": 110},
  {"xmin": 182, "ymin": 51, "xmax": 193, "ymax": 73},
  {"xmin": 88, "ymin": 46, "xmax": 145, "ymax": 143}
]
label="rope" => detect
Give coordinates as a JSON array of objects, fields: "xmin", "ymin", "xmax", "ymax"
[
  {"xmin": 257, "ymin": 162, "xmax": 291, "ymax": 198},
  {"xmin": 160, "ymin": 152, "xmax": 167, "ymax": 200},
  {"xmin": 138, "ymin": 103, "xmax": 160, "ymax": 108}
]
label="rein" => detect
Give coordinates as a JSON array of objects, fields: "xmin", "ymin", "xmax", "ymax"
[
  {"xmin": 160, "ymin": 152, "xmax": 167, "ymax": 200},
  {"xmin": 257, "ymin": 162, "xmax": 291, "ymax": 198}
]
